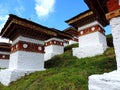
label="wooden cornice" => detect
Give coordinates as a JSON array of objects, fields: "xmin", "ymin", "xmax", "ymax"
[
  {"xmin": 1, "ymin": 14, "xmax": 57, "ymax": 40},
  {"xmin": 12, "ymin": 18, "xmax": 57, "ymax": 36},
  {"xmin": 65, "ymin": 10, "xmax": 93, "ymax": 25},
  {"xmin": 63, "ymin": 27, "xmax": 78, "ymax": 37},
  {"xmin": 84, "ymin": 0, "xmax": 109, "ymax": 26},
  {"xmin": 1, "ymin": 14, "xmax": 75, "ymax": 41},
  {"xmin": 106, "ymin": 8, "xmax": 120, "ymax": 20},
  {"xmin": 50, "ymin": 28, "xmax": 73, "ymax": 39},
  {"xmin": 1, "ymin": 19, "xmax": 14, "ymax": 37},
  {"xmin": 68, "ymin": 14, "xmax": 96, "ymax": 28},
  {"xmin": 0, "ymin": 46, "xmax": 10, "ymax": 49},
  {"xmin": 0, "ymin": 43, "xmax": 11, "ymax": 52}
]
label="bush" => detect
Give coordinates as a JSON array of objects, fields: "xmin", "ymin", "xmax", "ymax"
[{"xmin": 106, "ymin": 34, "xmax": 113, "ymax": 47}]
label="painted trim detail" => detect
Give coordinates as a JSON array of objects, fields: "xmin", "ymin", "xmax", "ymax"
[
  {"xmin": 0, "ymin": 54, "xmax": 9, "ymax": 60},
  {"xmin": 78, "ymin": 25, "xmax": 105, "ymax": 37},
  {"xmin": 78, "ymin": 21, "xmax": 104, "ymax": 31},
  {"xmin": 45, "ymin": 40, "xmax": 63, "ymax": 47},
  {"xmin": 11, "ymin": 41, "xmax": 45, "ymax": 53},
  {"xmin": 64, "ymin": 39, "xmax": 69, "ymax": 44},
  {"xmin": 72, "ymin": 38, "xmax": 78, "ymax": 42}
]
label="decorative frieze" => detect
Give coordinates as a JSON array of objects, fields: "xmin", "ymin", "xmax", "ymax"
[
  {"xmin": 45, "ymin": 40, "xmax": 63, "ymax": 47},
  {"xmin": 11, "ymin": 41, "xmax": 45, "ymax": 53},
  {"xmin": 78, "ymin": 21, "xmax": 104, "ymax": 31},
  {"xmin": 78, "ymin": 25, "xmax": 105, "ymax": 37},
  {"xmin": 72, "ymin": 37, "xmax": 78, "ymax": 42},
  {"xmin": 64, "ymin": 39, "xmax": 69, "ymax": 44},
  {"xmin": 66, "ymin": 11, "xmax": 93, "ymax": 24},
  {"xmin": 0, "ymin": 54, "xmax": 9, "ymax": 60}
]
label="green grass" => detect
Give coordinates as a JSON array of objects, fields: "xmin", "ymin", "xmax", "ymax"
[{"xmin": 0, "ymin": 44, "xmax": 116, "ymax": 90}]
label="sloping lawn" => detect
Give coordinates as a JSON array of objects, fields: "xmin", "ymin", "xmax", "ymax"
[{"xmin": 0, "ymin": 44, "xmax": 116, "ymax": 90}]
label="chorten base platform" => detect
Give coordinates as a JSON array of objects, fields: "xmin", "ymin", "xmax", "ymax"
[
  {"xmin": 73, "ymin": 44, "xmax": 107, "ymax": 58},
  {"xmin": 89, "ymin": 70, "xmax": 120, "ymax": 90},
  {"xmin": 0, "ymin": 68, "xmax": 45, "ymax": 86}
]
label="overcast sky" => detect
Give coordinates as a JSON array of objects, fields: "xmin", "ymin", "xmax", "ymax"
[{"xmin": 0, "ymin": 0, "xmax": 111, "ymax": 42}]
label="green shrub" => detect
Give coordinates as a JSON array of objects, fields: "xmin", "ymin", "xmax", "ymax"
[{"xmin": 106, "ymin": 34, "xmax": 113, "ymax": 47}]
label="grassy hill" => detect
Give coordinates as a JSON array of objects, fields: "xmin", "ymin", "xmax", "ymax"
[{"xmin": 0, "ymin": 43, "xmax": 116, "ymax": 90}]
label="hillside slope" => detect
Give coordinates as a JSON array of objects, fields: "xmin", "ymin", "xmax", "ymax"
[{"xmin": 0, "ymin": 44, "xmax": 116, "ymax": 90}]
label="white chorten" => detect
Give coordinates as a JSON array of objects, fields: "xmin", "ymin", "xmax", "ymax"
[
  {"xmin": 65, "ymin": 10, "xmax": 108, "ymax": 59},
  {"xmin": 0, "ymin": 14, "xmax": 58, "ymax": 86},
  {"xmin": 44, "ymin": 38, "xmax": 64, "ymax": 61}
]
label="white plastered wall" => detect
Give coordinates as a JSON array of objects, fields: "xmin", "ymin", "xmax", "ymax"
[
  {"xmin": 9, "ymin": 51, "xmax": 44, "ymax": 70},
  {"xmin": 0, "ymin": 60, "xmax": 9, "ymax": 68},
  {"xmin": 12, "ymin": 36, "xmax": 44, "ymax": 45},
  {"xmin": 64, "ymin": 43, "xmax": 69, "ymax": 47},
  {"xmin": 0, "ymin": 51, "xmax": 10, "ymax": 68},
  {"xmin": 110, "ymin": 17, "xmax": 120, "ymax": 70},
  {"xmin": 69, "ymin": 40, "xmax": 78, "ymax": 45}
]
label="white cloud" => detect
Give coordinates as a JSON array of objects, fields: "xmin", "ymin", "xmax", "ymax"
[{"xmin": 35, "ymin": 0, "xmax": 55, "ymax": 19}]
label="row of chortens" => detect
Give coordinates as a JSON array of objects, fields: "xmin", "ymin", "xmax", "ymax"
[{"xmin": 0, "ymin": 0, "xmax": 120, "ymax": 89}]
